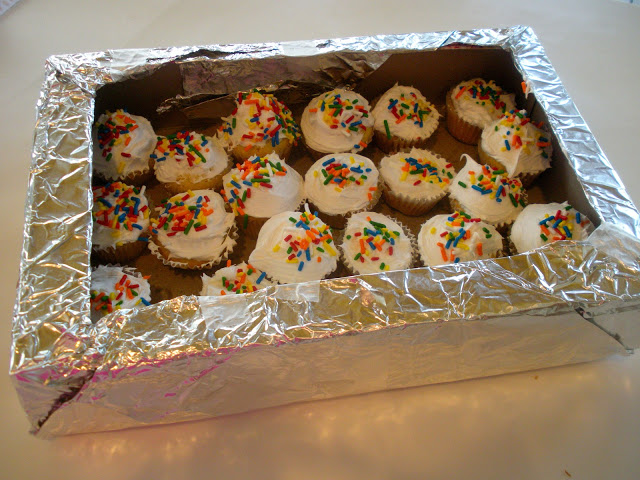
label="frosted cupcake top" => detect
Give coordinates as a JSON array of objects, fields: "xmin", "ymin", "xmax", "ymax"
[
  {"xmin": 304, "ymin": 153, "xmax": 379, "ymax": 216},
  {"xmin": 301, "ymin": 89, "xmax": 374, "ymax": 154},
  {"xmin": 248, "ymin": 208, "xmax": 338, "ymax": 284},
  {"xmin": 221, "ymin": 153, "xmax": 304, "ymax": 219},
  {"xmin": 450, "ymin": 79, "xmax": 516, "ymax": 128},
  {"xmin": 201, "ymin": 261, "xmax": 274, "ymax": 296},
  {"xmin": 340, "ymin": 212, "xmax": 413, "ymax": 275},
  {"xmin": 449, "ymin": 155, "xmax": 526, "ymax": 227},
  {"xmin": 92, "ymin": 182, "xmax": 150, "ymax": 250},
  {"xmin": 90, "ymin": 265, "xmax": 151, "ymax": 321},
  {"xmin": 510, "ymin": 202, "xmax": 592, "ymax": 254},
  {"xmin": 372, "ymin": 85, "xmax": 440, "ymax": 141},
  {"xmin": 93, "ymin": 110, "xmax": 156, "ymax": 180},
  {"xmin": 153, "ymin": 131, "xmax": 230, "ymax": 185},
  {"xmin": 418, "ymin": 212, "xmax": 503, "ymax": 266},
  {"xmin": 218, "ymin": 91, "xmax": 300, "ymax": 151},
  {"xmin": 480, "ymin": 110, "xmax": 552, "ymax": 177},
  {"xmin": 379, "ymin": 148, "xmax": 455, "ymax": 201}
]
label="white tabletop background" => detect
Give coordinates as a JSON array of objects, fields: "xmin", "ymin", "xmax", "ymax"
[{"xmin": 2, "ymin": 1, "xmax": 639, "ymax": 478}]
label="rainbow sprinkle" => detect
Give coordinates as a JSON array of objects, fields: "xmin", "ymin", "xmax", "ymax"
[
  {"xmin": 495, "ymin": 111, "xmax": 551, "ymax": 159},
  {"xmin": 152, "ymin": 131, "xmax": 212, "ymax": 166},
  {"xmin": 150, "ymin": 191, "xmax": 213, "ymax": 237},
  {"xmin": 457, "ymin": 163, "xmax": 525, "ymax": 208},
  {"xmin": 344, "ymin": 216, "xmax": 401, "ymax": 270},
  {"xmin": 216, "ymin": 263, "xmax": 268, "ymax": 295},
  {"xmin": 397, "ymin": 154, "xmax": 454, "ymax": 187},
  {"xmin": 96, "ymin": 110, "xmax": 140, "ymax": 172},
  {"xmin": 429, "ymin": 211, "xmax": 493, "ymax": 264},
  {"xmin": 454, "ymin": 79, "xmax": 510, "ymax": 115},
  {"xmin": 311, "ymin": 90, "xmax": 371, "ymax": 150},
  {"xmin": 92, "ymin": 182, "xmax": 149, "ymax": 242},
  {"xmin": 90, "ymin": 272, "xmax": 151, "ymax": 315},
  {"xmin": 537, "ymin": 204, "xmax": 589, "ymax": 243},
  {"xmin": 384, "ymin": 89, "xmax": 435, "ymax": 129},
  {"xmin": 316, "ymin": 155, "xmax": 376, "ymax": 198}
]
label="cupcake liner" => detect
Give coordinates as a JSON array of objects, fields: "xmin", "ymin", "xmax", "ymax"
[
  {"xmin": 92, "ymin": 238, "xmax": 148, "ymax": 264},
  {"xmin": 382, "ymin": 182, "xmax": 446, "ymax": 217},
  {"xmin": 94, "ymin": 162, "xmax": 154, "ymax": 187},
  {"xmin": 445, "ymin": 89, "xmax": 482, "ymax": 145},
  {"xmin": 374, "ymin": 130, "xmax": 436, "ymax": 154},
  {"xmin": 230, "ymin": 138, "xmax": 293, "ymax": 163},
  {"xmin": 159, "ymin": 161, "xmax": 233, "ymax": 195},
  {"xmin": 236, "ymin": 198, "xmax": 306, "ymax": 237}
]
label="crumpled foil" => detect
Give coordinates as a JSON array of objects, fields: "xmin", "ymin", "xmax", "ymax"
[{"xmin": 11, "ymin": 26, "xmax": 640, "ymax": 437}]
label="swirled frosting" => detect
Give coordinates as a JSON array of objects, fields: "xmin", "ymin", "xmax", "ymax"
[
  {"xmin": 372, "ymin": 85, "xmax": 440, "ymax": 141},
  {"xmin": 90, "ymin": 265, "xmax": 151, "ymax": 321},
  {"xmin": 379, "ymin": 148, "xmax": 454, "ymax": 201},
  {"xmin": 150, "ymin": 190, "xmax": 235, "ymax": 262},
  {"xmin": 340, "ymin": 212, "xmax": 413, "ymax": 274},
  {"xmin": 221, "ymin": 153, "xmax": 304, "ymax": 219},
  {"xmin": 449, "ymin": 155, "xmax": 526, "ymax": 227},
  {"xmin": 480, "ymin": 110, "xmax": 552, "ymax": 177},
  {"xmin": 218, "ymin": 91, "xmax": 300, "ymax": 151},
  {"xmin": 304, "ymin": 153, "xmax": 379, "ymax": 216},
  {"xmin": 153, "ymin": 131, "xmax": 229, "ymax": 184},
  {"xmin": 301, "ymin": 89, "xmax": 374, "ymax": 154},
  {"xmin": 201, "ymin": 262, "xmax": 274, "ymax": 296},
  {"xmin": 248, "ymin": 209, "xmax": 338, "ymax": 284},
  {"xmin": 92, "ymin": 182, "xmax": 149, "ymax": 250},
  {"xmin": 93, "ymin": 110, "xmax": 156, "ymax": 179},
  {"xmin": 510, "ymin": 202, "xmax": 592, "ymax": 254},
  {"xmin": 418, "ymin": 212, "xmax": 503, "ymax": 266},
  {"xmin": 450, "ymin": 79, "xmax": 516, "ymax": 128}
]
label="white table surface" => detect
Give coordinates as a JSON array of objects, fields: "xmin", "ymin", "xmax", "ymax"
[{"xmin": 2, "ymin": 1, "xmax": 640, "ymax": 478}]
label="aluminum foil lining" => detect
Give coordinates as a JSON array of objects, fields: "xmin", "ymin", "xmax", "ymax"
[{"xmin": 11, "ymin": 26, "xmax": 640, "ymax": 436}]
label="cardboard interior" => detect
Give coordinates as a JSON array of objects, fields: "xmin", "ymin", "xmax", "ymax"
[{"xmin": 93, "ymin": 46, "xmax": 600, "ymax": 304}]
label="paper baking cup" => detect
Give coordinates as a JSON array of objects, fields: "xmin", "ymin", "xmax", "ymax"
[
  {"xmin": 92, "ymin": 239, "xmax": 148, "ymax": 264},
  {"xmin": 230, "ymin": 137, "xmax": 293, "ymax": 163},
  {"xmin": 159, "ymin": 162, "xmax": 232, "ymax": 195},
  {"xmin": 445, "ymin": 89, "xmax": 482, "ymax": 145},
  {"xmin": 236, "ymin": 199, "xmax": 306, "ymax": 238}
]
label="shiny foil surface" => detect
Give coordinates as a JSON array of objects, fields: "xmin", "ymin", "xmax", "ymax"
[{"xmin": 11, "ymin": 26, "xmax": 640, "ymax": 437}]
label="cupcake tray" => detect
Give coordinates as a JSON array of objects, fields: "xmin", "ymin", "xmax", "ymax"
[{"xmin": 12, "ymin": 27, "xmax": 640, "ymax": 437}]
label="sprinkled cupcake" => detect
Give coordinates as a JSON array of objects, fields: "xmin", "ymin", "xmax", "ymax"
[
  {"xmin": 93, "ymin": 109, "xmax": 156, "ymax": 185},
  {"xmin": 248, "ymin": 208, "xmax": 338, "ymax": 284},
  {"xmin": 448, "ymin": 155, "xmax": 526, "ymax": 232},
  {"xmin": 221, "ymin": 153, "xmax": 304, "ymax": 236},
  {"xmin": 92, "ymin": 182, "xmax": 150, "ymax": 263},
  {"xmin": 304, "ymin": 153, "xmax": 381, "ymax": 229},
  {"xmin": 218, "ymin": 90, "xmax": 300, "ymax": 162},
  {"xmin": 90, "ymin": 265, "xmax": 151, "ymax": 322},
  {"xmin": 340, "ymin": 212, "xmax": 415, "ymax": 275},
  {"xmin": 446, "ymin": 79, "xmax": 516, "ymax": 145},
  {"xmin": 510, "ymin": 202, "xmax": 592, "ymax": 254},
  {"xmin": 478, "ymin": 110, "xmax": 552, "ymax": 186},
  {"xmin": 152, "ymin": 130, "xmax": 231, "ymax": 194},
  {"xmin": 371, "ymin": 84, "xmax": 440, "ymax": 153},
  {"xmin": 300, "ymin": 89, "xmax": 374, "ymax": 158},
  {"xmin": 200, "ymin": 261, "xmax": 274, "ymax": 296},
  {"xmin": 149, "ymin": 190, "xmax": 236, "ymax": 270},
  {"xmin": 418, "ymin": 211, "xmax": 504, "ymax": 266},
  {"xmin": 379, "ymin": 148, "xmax": 455, "ymax": 216}
]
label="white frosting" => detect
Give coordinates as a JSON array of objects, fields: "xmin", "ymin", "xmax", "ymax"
[
  {"xmin": 201, "ymin": 262, "xmax": 274, "ymax": 296},
  {"xmin": 93, "ymin": 110, "xmax": 156, "ymax": 180},
  {"xmin": 92, "ymin": 182, "xmax": 149, "ymax": 250},
  {"xmin": 248, "ymin": 209, "xmax": 338, "ymax": 284},
  {"xmin": 90, "ymin": 265, "xmax": 151, "ymax": 321},
  {"xmin": 379, "ymin": 148, "xmax": 454, "ymax": 201},
  {"xmin": 153, "ymin": 131, "xmax": 229, "ymax": 185},
  {"xmin": 151, "ymin": 190, "xmax": 235, "ymax": 262},
  {"xmin": 450, "ymin": 79, "xmax": 516, "ymax": 128},
  {"xmin": 304, "ymin": 153, "xmax": 379, "ymax": 216},
  {"xmin": 340, "ymin": 212, "xmax": 413, "ymax": 274},
  {"xmin": 418, "ymin": 213, "xmax": 503, "ymax": 266},
  {"xmin": 222, "ymin": 153, "xmax": 304, "ymax": 218},
  {"xmin": 480, "ymin": 110, "xmax": 552, "ymax": 177},
  {"xmin": 510, "ymin": 202, "xmax": 592, "ymax": 254},
  {"xmin": 449, "ymin": 155, "xmax": 526, "ymax": 227},
  {"xmin": 301, "ymin": 89, "xmax": 374, "ymax": 154},
  {"xmin": 372, "ymin": 85, "xmax": 440, "ymax": 140}
]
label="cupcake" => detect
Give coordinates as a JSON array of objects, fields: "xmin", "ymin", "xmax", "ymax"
[
  {"xmin": 248, "ymin": 208, "xmax": 338, "ymax": 284},
  {"xmin": 510, "ymin": 202, "xmax": 592, "ymax": 254},
  {"xmin": 478, "ymin": 110, "xmax": 552, "ymax": 187},
  {"xmin": 446, "ymin": 79, "xmax": 516, "ymax": 145},
  {"xmin": 304, "ymin": 153, "xmax": 381, "ymax": 229},
  {"xmin": 340, "ymin": 212, "xmax": 414, "ymax": 275},
  {"xmin": 371, "ymin": 84, "xmax": 440, "ymax": 153},
  {"xmin": 221, "ymin": 153, "xmax": 304, "ymax": 236},
  {"xmin": 90, "ymin": 265, "xmax": 151, "ymax": 322},
  {"xmin": 152, "ymin": 130, "xmax": 231, "ymax": 194},
  {"xmin": 379, "ymin": 147, "xmax": 455, "ymax": 216},
  {"xmin": 448, "ymin": 155, "xmax": 526, "ymax": 232},
  {"xmin": 218, "ymin": 90, "xmax": 300, "ymax": 162},
  {"xmin": 149, "ymin": 190, "xmax": 236, "ymax": 270},
  {"xmin": 92, "ymin": 182, "xmax": 150, "ymax": 263},
  {"xmin": 93, "ymin": 109, "xmax": 156, "ymax": 185},
  {"xmin": 200, "ymin": 261, "xmax": 274, "ymax": 296},
  {"xmin": 418, "ymin": 211, "xmax": 504, "ymax": 266},
  {"xmin": 300, "ymin": 88, "xmax": 374, "ymax": 158}
]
